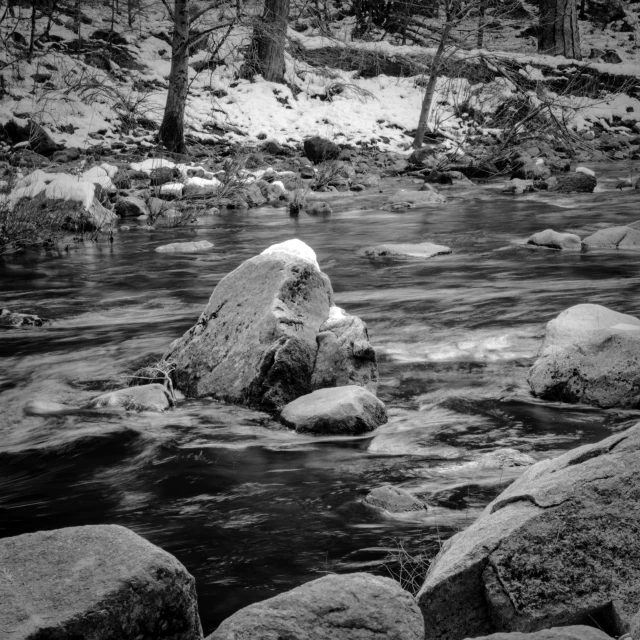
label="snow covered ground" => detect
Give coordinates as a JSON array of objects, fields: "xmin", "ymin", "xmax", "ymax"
[{"xmin": 1, "ymin": 1, "xmax": 640, "ymax": 155}]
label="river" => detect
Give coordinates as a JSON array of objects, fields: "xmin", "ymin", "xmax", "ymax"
[{"xmin": 2, "ymin": 169, "xmax": 640, "ymax": 633}]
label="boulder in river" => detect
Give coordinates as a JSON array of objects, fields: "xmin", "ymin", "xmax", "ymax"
[
  {"xmin": 468, "ymin": 627, "xmax": 614, "ymax": 640},
  {"xmin": 0, "ymin": 524, "xmax": 203, "ymax": 640},
  {"xmin": 511, "ymin": 162, "xmax": 551, "ymax": 181},
  {"xmin": 582, "ymin": 225, "xmax": 640, "ymax": 250},
  {"xmin": 526, "ymin": 229, "xmax": 581, "ymax": 251},
  {"xmin": 550, "ymin": 173, "xmax": 597, "ymax": 193},
  {"xmin": 359, "ymin": 242, "xmax": 451, "ymax": 260},
  {"xmin": 207, "ymin": 572, "xmax": 422, "ymax": 640},
  {"xmin": 528, "ymin": 303, "xmax": 640, "ymax": 408},
  {"xmin": 85, "ymin": 383, "xmax": 174, "ymax": 411},
  {"xmin": 385, "ymin": 188, "xmax": 446, "ymax": 210},
  {"xmin": 502, "ymin": 179, "xmax": 533, "ymax": 195},
  {"xmin": 161, "ymin": 241, "xmax": 332, "ymax": 411},
  {"xmin": 279, "ymin": 385, "xmax": 387, "ymax": 434},
  {"xmin": 156, "ymin": 240, "xmax": 214, "ymax": 253},
  {"xmin": 311, "ymin": 306, "xmax": 378, "ymax": 393},
  {"xmin": 364, "ymin": 485, "xmax": 427, "ymax": 513},
  {"xmin": 417, "ymin": 422, "xmax": 640, "ymax": 640}
]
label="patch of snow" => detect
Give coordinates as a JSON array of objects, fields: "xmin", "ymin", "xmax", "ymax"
[
  {"xmin": 261, "ymin": 239, "xmax": 319, "ymax": 270},
  {"xmin": 576, "ymin": 167, "xmax": 595, "ymax": 177},
  {"xmin": 159, "ymin": 182, "xmax": 183, "ymax": 197}
]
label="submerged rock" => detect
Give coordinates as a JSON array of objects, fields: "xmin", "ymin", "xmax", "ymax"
[
  {"xmin": 364, "ymin": 485, "xmax": 427, "ymax": 513},
  {"xmin": 0, "ymin": 308, "xmax": 48, "ymax": 327},
  {"xmin": 0, "ymin": 524, "xmax": 203, "ymax": 640},
  {"xmin": 502, "ymin": 178, "xmax": 533, "ymax": 195},
  {"xmin": 208, "ymin": 573, "xmax": 422, "ymax": 640},
  {"xmin": 306, "ymin": 201, "xmax": 333, "ymax": 215},
  {"xmin": 385, "ymin": 188, "xmax": 446, "ymax": 210},
  {"xmin": 528, "ymin": 303, "xmax": 640, "ymax": 408},
  {"xmin": 279, "ymin": 385, "xmax": 387, "ymax": 434},
  {"xmin": 418, "ymin": 422, "xmax": 640, "ymax": 640},
  {"xmin": 526, "ymin": 229, "xmax": 581, "ymax": 251},
  {"xmin": 311, "ymin": 306, "xmax": 378, "ymax": 393},
  {"xmin": 359, "ymin": 242, "xmax": 451, "ymax": 260},
  {"xmin": 85, "ymin": 383, "xmax": 173, "ymax": 411},
  {"xmin": 156, "ymin": 240, "xmax": 214, "ymax": 253}
]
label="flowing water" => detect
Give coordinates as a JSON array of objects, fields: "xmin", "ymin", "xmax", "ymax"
[{"xmin": 2, "ymin": 169, "xmax": 640, "ymax": 633}]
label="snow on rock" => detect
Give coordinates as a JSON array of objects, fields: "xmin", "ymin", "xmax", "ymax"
[
  {"xmin": 130, "ymin": 158, "xmax": 177, "ymax": 174},
  {"xmin": 261, "ymin": 239, "xmax": 319, "ymax": 270},
  {"xmin": 81, "ymin": 166, "xmax": 115, "ymax": 192},
  {"xmin": 159, "ymin": 182, "xmax": 184, "ymax": 198},
  {"xmin": 576, "ymin": 166, "xmax": 596, "ymax": 177},
  {"xmin": 155, "ymin": 240, "xmax": 214, "ymax": 253}
]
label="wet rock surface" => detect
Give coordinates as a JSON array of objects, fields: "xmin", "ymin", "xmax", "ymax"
[
  {"xmin": 84, "ymin": 383, "xmax": 174, "ymax": 411},
  {"xmin": 465, "ymin": 627, "xmax": 614, "ymax": 640},
  {"xmin": 526, "ymin": 230, "xmax": 582, "ymax": 251}
]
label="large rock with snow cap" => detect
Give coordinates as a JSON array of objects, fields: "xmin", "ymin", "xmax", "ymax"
[
  {"xmin": 417, "ymin": 422, "xmax": 640, "ymax": 640},
  {"xmin": 528, "ymin": 303, "xmax": 640, "ymax": 408},
  {"xmin": 311, "ymin": 306, "xmax": 378, "ymax": 393},
  {"xmin": 279, "ymin": 385, "xmax": 387, "ymax": 434},
  {"xmin": 208, "ymin": 573, "xmax": 422, "ymax": 640},
  {"xmin": 9, "ymin": 170, "xmax": 116, "ymax": 229},
  {"xmin": 163, "ymin": 240, "xmax": 333, "ymax": 412},
  {"xmin": 0, "ymin": 524, "xmax": 203, "ymax": 640}
]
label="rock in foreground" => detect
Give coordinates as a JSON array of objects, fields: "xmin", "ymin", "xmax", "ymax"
[
  {"xmin": 280, "ymin": 385, "xmax": 387, "ymax": 434},
  {"xmin": 528, "ymin": 303, "xmax": 640, "ymax": 408},
  {"xmin": 208, "ymin": 573, "xmax": 422, "ymax": 640},
  {"xmin": 526, "ymin": 229, "xmax": 581, "ymax": 251},
  {"xmin": 359, "ymin": 242, "xmax": 452, "ymax": 260},
  {"xmin": 467, "ymin": 627, "xmax": 614, "ymax": 640},
  {"xmin": 0, "ymin": 524, "xmax": 203, "ymax": 640},
  {"xmin": 418, "ymin": 422, "xmax": 640, "ymax": 640}
]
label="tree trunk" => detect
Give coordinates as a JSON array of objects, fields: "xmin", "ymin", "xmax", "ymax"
[
  {"xmin": 412, "ymin": 21, "xmax": 452, "ymax": 148},
  {"xmin": 28, "ymin": 2, "xmax": 37, "ymax": 61},
  {"xmin": 477, "ymin": 0, "xmax": 487, "ymax": 48},
  {"xmin": 253, "ymin": 0, "xmax": 290, "ymax": 83},
  {"xmin": 538, "ymin": 0, "xmax": 581, "ymax": 60},
  {"xmin": 159, "ymin": 0, "xmax": 190, "ymax": 153}
]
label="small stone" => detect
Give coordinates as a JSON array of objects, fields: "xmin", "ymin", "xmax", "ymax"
[
  {"xmin": 155, "ymin": 240, "xmax": 214, "ymax": 253},
  {"xmin": 359, "ymin": 242, "xmax": 451, "ymax": 260},
  {"xmin": 84, "ymin": 384, "xmax": 173, "ymax": 412},
  {"xmin": 364, "ymin": 486, "xmax": 427, "ymax": 513},
  {"xmin": 279, "ymin": 386, "xmax": 387, "ymax": 435}
]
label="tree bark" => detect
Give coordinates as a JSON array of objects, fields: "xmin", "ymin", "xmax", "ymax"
[
  {"xmin": 252, "ymin": 0, "xmax": 290, "ymax": 83},
  {"xmin": 159, "ymin": 0, "xmax": 190, "ymax": 153},
  {"xmin": 477, "ymin": 0, "xmax": 487, "ymax": 48},
  {"xmin": 538, "ymin": 0, "xmax": 581, "ymax": 60},
  {"xmin": 412, "ymin": 20, "xmax": 452, "ymax": 148}
]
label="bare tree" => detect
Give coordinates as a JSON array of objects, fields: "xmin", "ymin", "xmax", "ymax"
[
  {"xmin": 538, "ymin": 0, "xmax": 581, "ymax": 60},
  {"xmin": 159, "ymin": 0, "xmax": 190, "ymax": 153},
  {"xmin": 249, "ymin": 0, "xmax": 290, "ymax": 83}
]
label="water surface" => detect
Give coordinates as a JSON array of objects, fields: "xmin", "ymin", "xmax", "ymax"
[{"xmin": 2, "ymin": 170, "xmax": 640, "ymax": 632}]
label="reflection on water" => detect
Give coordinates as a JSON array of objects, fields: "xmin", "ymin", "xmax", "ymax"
[{"xmin": 2, "ymin": 170, "xmax": 640, "ymax": 632}]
